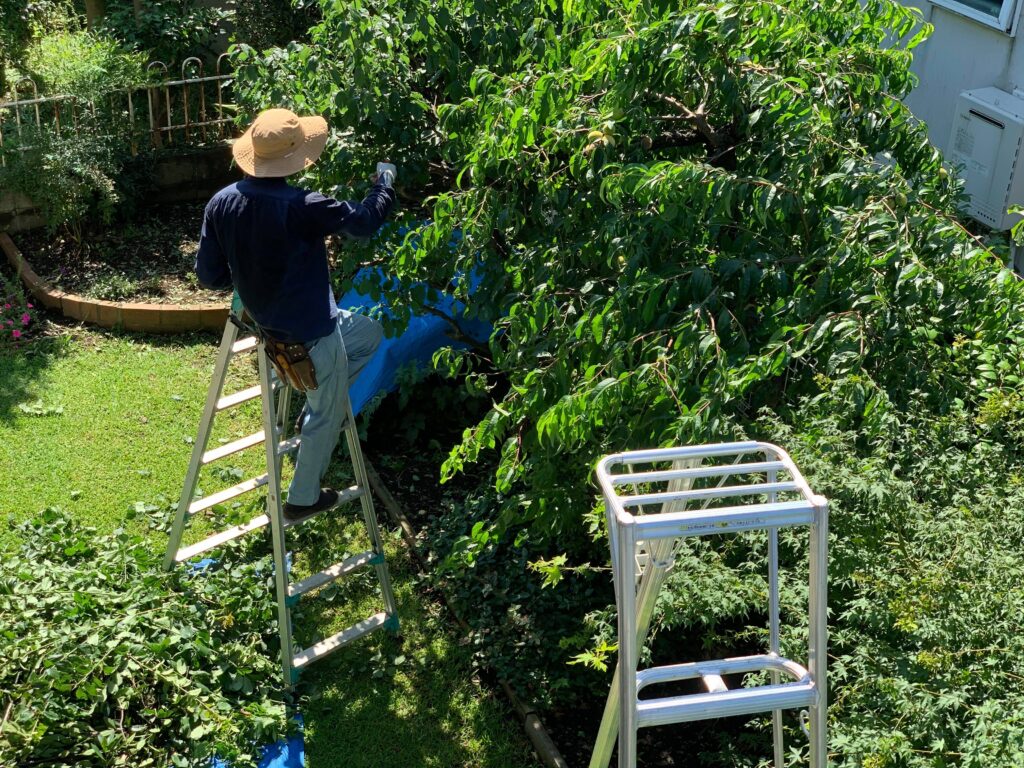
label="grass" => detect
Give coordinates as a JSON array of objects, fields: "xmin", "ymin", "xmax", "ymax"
[
  {"xmin": 0, "ymin": 320, "xmax": 538, "ymax": 768},
  {"xmin": 0, "ymin": 329, "xmax": 222, "ymax": 540},
  {"xmin": 295, "ymin": 517, "xmax": 537, "ymax": 768}
]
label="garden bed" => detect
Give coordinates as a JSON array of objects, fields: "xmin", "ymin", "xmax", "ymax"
[{"xmin": 15, "ymin": 202, "xmax": 225, "ymax": 305}]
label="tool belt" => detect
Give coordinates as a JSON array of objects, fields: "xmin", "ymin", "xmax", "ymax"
[{"xmin": 263, "ymin": 335, "xmax": 319, "ymax": 393}]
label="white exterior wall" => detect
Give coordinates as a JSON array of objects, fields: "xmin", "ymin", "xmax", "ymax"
[{"xmin": 904, "ymin": 2, "xmax": 1024, "ymax": 153}]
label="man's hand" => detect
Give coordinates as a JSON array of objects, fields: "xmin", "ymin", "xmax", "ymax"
[{"xmin": 374, "ymin": 162, "xmax": 397, "ymax": 187}]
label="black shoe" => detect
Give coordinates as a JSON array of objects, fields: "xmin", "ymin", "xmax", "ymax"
[{"xmin": 283, "ymin": 488, "xmax": 341, "ymax": 522}]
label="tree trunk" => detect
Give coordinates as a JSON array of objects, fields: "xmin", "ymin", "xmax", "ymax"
[
  {"xmin": 84, "ymin": 0, "xmax": 106, "ymax": 28},
  {"xmin": 132, "ymin": 0, "xmax": 144, "ymax": 23}
]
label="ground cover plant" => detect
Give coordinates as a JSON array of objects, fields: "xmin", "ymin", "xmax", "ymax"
[
  {"xmin": 0, "ymin": 509, "xmax": 289, "ymax": 768},
  {"xmin": 1, "ymin": 266, "xmax": 36, "ymax": 347},
  {"xmin": 232, "ymin": 0, "xmax": 1024, "ymax": 764}
]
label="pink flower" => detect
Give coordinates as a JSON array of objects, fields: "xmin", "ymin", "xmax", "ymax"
[
  {"xmin": 21, "ymin": 313, "xmax": 30, "ymax": 325},
  {"xmin": 5, "ymin": 320, "xmax": 11, "ymax": 326},
  {"xmin": 11, "ymin": 330, "xmax": 21, "ymax": 339},
  {"xmin": 26, "ymin": 303, "xmax": 33, "ymax": 309},
  {"xmin": 3, "ymin": 304, "xmax": 9, "ymax": 309}
]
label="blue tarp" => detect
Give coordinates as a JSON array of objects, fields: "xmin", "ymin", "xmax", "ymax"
[
  {"xmin": 341, "ymin": 266, "xmax": 491, "ymax": 417},
  {"xmin": 210, "ymin": 718, "xmax": 304, "ymax": 768}
]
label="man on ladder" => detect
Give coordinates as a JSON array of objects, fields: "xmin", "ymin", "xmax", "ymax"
[{"xmin": 194, "ymin": 107, "xmax": 397, "ymax": 521}]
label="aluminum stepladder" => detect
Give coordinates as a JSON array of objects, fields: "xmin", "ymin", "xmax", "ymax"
[
  {"xmin": 589, "ymin": 441, "xmax": 828, "ymax": 768},
  {"xmin": 163, "ymin": 298, "xmax": 399, "ymax": 687}
]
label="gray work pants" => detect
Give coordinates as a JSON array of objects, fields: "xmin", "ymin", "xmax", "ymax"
[{"xmin": 287, "ymin": 309, "xmax": 382, "ymax": 506}]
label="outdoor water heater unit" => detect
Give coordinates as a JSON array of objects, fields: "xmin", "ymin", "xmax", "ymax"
[{"xmin": 947, "ymin": 87, "xmax": 1024, "ymax": 231}]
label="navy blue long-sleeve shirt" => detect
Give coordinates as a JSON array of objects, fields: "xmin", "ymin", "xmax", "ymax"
[{"xmin": 195, "ymin": 176, "xmax": 396, "ymax": 343}]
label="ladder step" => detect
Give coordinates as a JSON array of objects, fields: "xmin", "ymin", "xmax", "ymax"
[
  {"xmin": 282, "ymin": 485, "xmax": 364, "ymax": 528},
  {"xmin": 634, "ymin": 499, "xmax": 815, "ymax": 540},
  {"xmin": 202, "ymin": 432, "xmax": 302, "ymax": 465},
  {"xmin": 292, "ymin": 611, "xmax": 388, "ymax": 671},
  {"xmin": 612, "ymin": 461, "xmax": 788, "ymax": 487},
  {"xmin": 232, "ymin": 336, "xmax": 258, "ymax": 354},
  {"xmin": 287, "ymin": 550, "xmax": 379, "ymax": 599},
  {"xmin": 635, "ymin": 681, "xmax": 817, "ymax": 728},
  {"xmin": 189, "ymin": 474, "xmax": 269, "ymax": 514},
  {"xmin": 203, "ymin": 431, "xmax": 265, "ymax": 463},
  {"xmin": 174, "ymin": 513, "xmax": 270, "ymax": 562},
  {"xmin": 216, "ymin": 385, "xmax": 262, "ymax": 411},
  {"xmin": 621, "ymin": 481, "xmax": 799, "ymax": 508}
]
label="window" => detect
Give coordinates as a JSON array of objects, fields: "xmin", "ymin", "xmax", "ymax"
[{"xmin": 930, "ymin": 0, "xmax": 1020, "ymax": 32}]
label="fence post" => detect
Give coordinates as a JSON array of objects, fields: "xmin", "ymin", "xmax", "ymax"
[{"xmin": 0, "ymin": 58, "xmax": 234, "ymax": 158}]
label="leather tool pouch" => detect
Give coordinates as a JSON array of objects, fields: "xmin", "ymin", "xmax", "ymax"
[{"xmin": 263, "ymin": 336, "xmax": 319, "ymax": 393}]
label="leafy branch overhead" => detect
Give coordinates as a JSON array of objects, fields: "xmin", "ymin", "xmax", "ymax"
[{"xmin": 236, "ymin": 0, "xmax": 975, "ymax": 532}]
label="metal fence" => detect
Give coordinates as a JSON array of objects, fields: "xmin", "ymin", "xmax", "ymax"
[{"xmin": 0, "ymin": 53, "xmax": 237, "ymax": 162}]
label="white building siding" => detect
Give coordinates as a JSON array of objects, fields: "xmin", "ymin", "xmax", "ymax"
[{"xmin": 904, "ymin": 4, "xmax": 1020, "ymax": 149}]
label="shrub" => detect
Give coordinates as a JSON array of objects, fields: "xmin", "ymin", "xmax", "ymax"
[
  {"xmin": 0, "ymin": 268, "xmax": 35, "ymax": 347},
  {"xmin": 751, "ymin": 384, "xmax": 1024, "ymax": 766},
  {"xmin": 230, "ymin": 0, "xmax": 320, "ymax": 52},
  {"xmin": 0, "ymin": 0, "xmax": 34, "ymax": 95},
  {"xmin": 0, "ymin": 126, "xmax": 122, "ymax": 244},
  {"xmin": 0, "ymin": 0, "xmax": 74, "ymax": 96},
  {"xmin": 99, "ymin": 0, "xmax": 230, "ymax": 66},
  {"xmin": 0, "ymin": 509, "xmax": 289, "ymax": 768},
  {"xmin": 24, "ymin": 29, "xmax": 147, "ymax": 100}
]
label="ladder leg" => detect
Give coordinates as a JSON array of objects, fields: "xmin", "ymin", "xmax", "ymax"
[
  {"xmin": 164, "ymin": 320, "xmax": 239, "ymax": 570},
  {"xmin": 617, "ymin": 520, "xmax": 639, "ymax": 768},
  {"xmin": 260, "ymin": 349, "xmax": 296, "ymax": 687},
  {"xmin": 592, "ymin": 459, "xmax": 699, "ymax": 768},
  {"xmin": 590, "ymin": 668, "xmax": 623, "ymax": 768},
  {"xmin": 768, "ymin": 469, "xmax": 785, "ymax": 768},
  {"xmin": 808, "ymin": 499, "xmax": 829, "ymax": 768},
  {"xmin": 770, "ymin": 526, "xmax": 785, "ymax": 767},
  {"xmin": 590, "ymin": 549, "xmax": 675, "ymax": 768},
  {"xmin": 275, "ymin": 384, "xmax": 294, "ymax": 478},
  {"xmin": 344, "ymin": 404, "xmax": 400, "ymax": 626}
]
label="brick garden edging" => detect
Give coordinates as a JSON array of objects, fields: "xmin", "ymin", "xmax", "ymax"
[{"xmin": 1, "ymin": 232, "xmax": 229, "ymax": 333}]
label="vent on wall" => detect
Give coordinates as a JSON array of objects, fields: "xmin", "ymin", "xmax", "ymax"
[{"xmin": 947, "ymin": 87, "xmax": 1024, "ymax": 231}]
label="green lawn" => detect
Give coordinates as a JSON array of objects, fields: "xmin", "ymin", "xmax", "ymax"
[{"xmin": 0, "ymin": 321, "xmax": 537, "ymax": 768}]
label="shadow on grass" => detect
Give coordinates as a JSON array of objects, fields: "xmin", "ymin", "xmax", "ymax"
[
  {"xmin": 0, "ymin": 333, "xmax": 73, "ymax": 424},
  {"xmin": 0, "ymin": 319, "xmax": 221, "ymax": 424},
  {"xmin": 301, "ymin": 632, "xmax": 533, "ymax": 768}
]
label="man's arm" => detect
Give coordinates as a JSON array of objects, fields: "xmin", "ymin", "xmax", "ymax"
[
  {"xmin": 302, "ymin": 178, "xmax": 397, "ymax": 240},
  {"xmin": 194, "ymin": 201, "xmax": 233, "ymax": 289}
]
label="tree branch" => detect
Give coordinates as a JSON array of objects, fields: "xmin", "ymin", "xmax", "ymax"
[
  {"xmin": 653, "ymin": 93, "xmax": 726, "ymax": 149},
  {"xmin": 420, "ymin": 304, "xmax": 491, "ymax": 356}
]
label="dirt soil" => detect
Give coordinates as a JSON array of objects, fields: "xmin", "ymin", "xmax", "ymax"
[{"xmin": 17, "ymin": 202, "xmax": 230, "ymax": 305}]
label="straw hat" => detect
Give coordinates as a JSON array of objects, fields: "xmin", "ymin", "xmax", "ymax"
[{"xmin": 232, "ymin": 108, "xmax": 329, "ymax": 178}]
